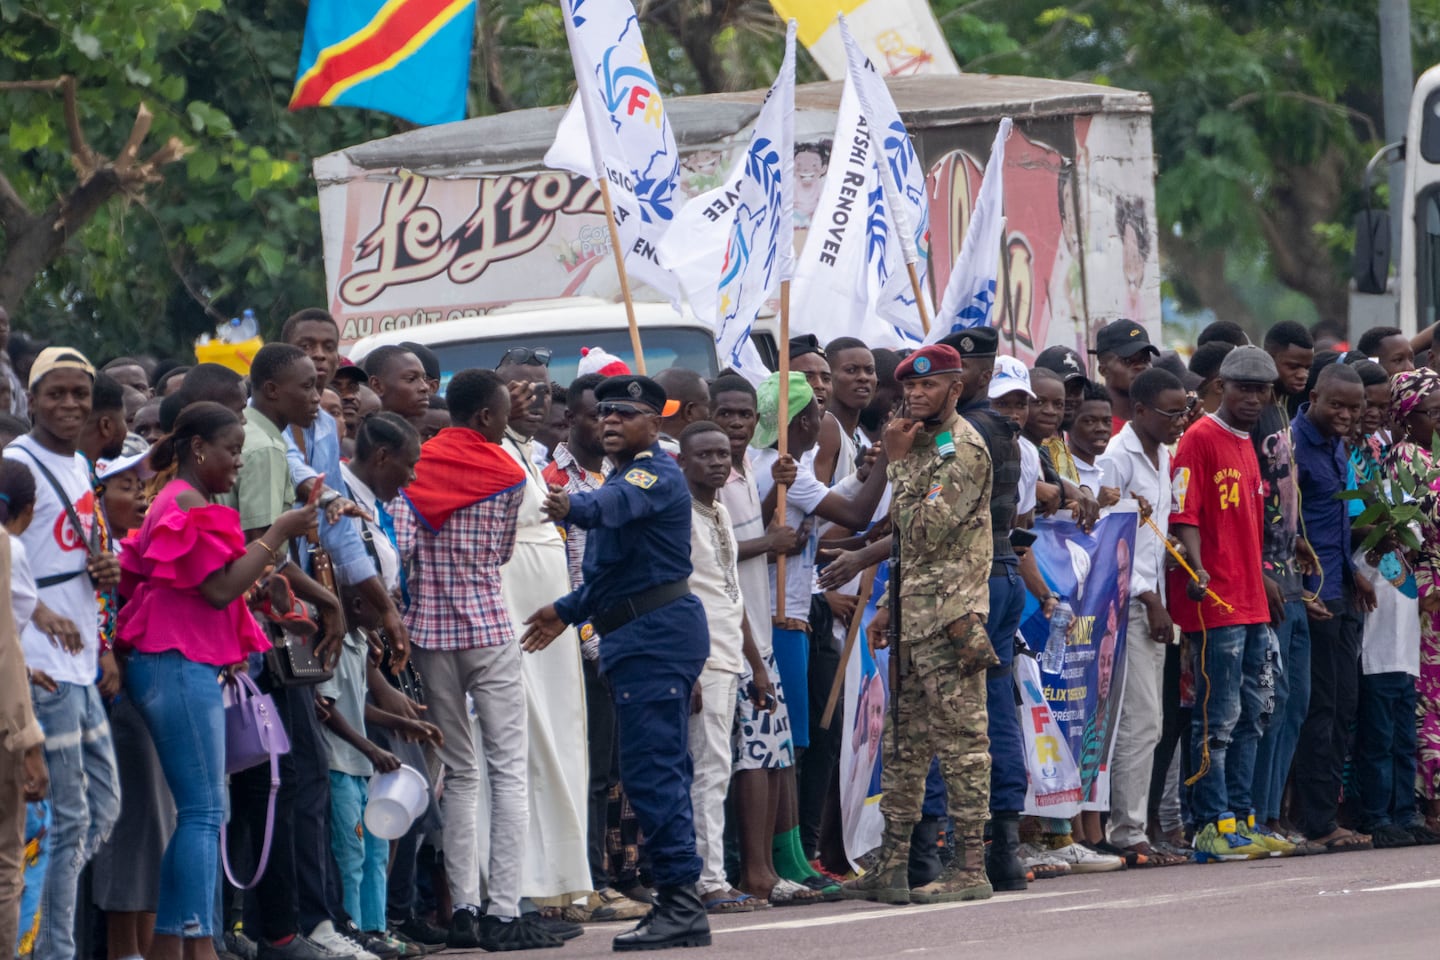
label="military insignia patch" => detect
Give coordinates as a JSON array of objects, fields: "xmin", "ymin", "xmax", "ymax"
[
  {"xmin": 960, "ymin": 336, "xmax": 974, "ymax": 353},
  {"xmin": 914, "ymin": 355, "xmax": 932, "ymax": 374},
  {"xmin": 926, "ymin": 483, "xmax": 944, "ymax": 502},
  {"xmin": 627, "ymin": 381, "xmax": 643, "ymax": 399},
  {"xmin": 624, "ymin": 467, "xmax": 657, "ymax": 489}
]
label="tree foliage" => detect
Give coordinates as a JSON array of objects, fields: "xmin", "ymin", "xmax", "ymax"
[{"xmin": 2, "ymin": 0, "xmax": 1436, "ymax": 358}]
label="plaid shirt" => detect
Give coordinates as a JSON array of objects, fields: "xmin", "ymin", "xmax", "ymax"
[
  {"xmin": 541, "ymin": 442, "xmax": 609, "ymax": 590},
  {"xmin": 391, "ymin": 485, "xmax": 523, "ymax": 651}
]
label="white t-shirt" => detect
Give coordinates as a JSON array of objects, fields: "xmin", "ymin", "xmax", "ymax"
[
  {"xmin": 9, "ymin": 533, "xmax": 37, "ymax": 635},
  {"xmin": 1017, "ymin": 436, "xmax": 1041, "ymax": 517},
  {"xmin": 341, "ymin": 464, "xmax": 401, "ymax": 592},
  {"xmin": 1073, "ymin": 454, "xmax": 1104, "ymax": 495},
  {"xmin": 5, "ymin": 435, "xmax": 100, "ymax": 685},
  {"xmin": 719, "ymin": 457, "xmax": 774, "ymax": 659},
  {"xmin": 689, "ymin": 499, "xmax": 745, "ymax": 673},
  {"xmin": 1355, "ymin": 551, "xmax": 1421, "ymax": 676},
  {"xmin": 751, "ymin": 446, "xmax": 828, "ymax": 622}
]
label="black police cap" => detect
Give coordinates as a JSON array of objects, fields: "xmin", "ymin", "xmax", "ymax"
[
  {"xmin": 595, "ymin": 375, "xmax": 667, "ymax": 413},
  {"xmin": 938, "ymin": 326, "xmax": 998, "ymax": 358}
]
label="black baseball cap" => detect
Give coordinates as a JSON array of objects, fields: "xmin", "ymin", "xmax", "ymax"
[
  {"xmin": 1034, "ymin": 345, "xmax": 1090, "ymax": 385},
  {"xmin": 1090, "ymin": 319, "xmax": 1160, "ymax": 359}
]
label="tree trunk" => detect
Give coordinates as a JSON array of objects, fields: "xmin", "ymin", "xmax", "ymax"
[
  {"xmin": 1255, "ymin": 147, "xmax": 1351, "ymax": 332},
  {"xmin": 1161, "ymin": 237, "xmax": 1261, "ymax": 336}
]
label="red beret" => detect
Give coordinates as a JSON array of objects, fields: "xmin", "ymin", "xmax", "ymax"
[{"xmin": 895, "ymin": 344, "xmax": 964, "ymax": 380}]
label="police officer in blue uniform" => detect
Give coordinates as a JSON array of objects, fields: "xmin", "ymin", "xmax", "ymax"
[{"xmin": 521, "ymin": 374, "xmax": 712, "ymax": 952}]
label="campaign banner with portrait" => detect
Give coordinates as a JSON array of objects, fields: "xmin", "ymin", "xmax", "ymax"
[
  {"xmin": 839, "ymin": 563, "xmax": 889, "ymax": 867},
  {"xmin": 1018, "ymin": 504, "xmax": 1139, "ymax": 811}
]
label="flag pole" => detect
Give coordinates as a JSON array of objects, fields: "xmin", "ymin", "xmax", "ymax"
[
  {"xmin": 597, "ymin": 178, "xmax": 647, "ymax": 374},
  {"xmin": 906, "ymin": 261, "xmax": 931, "ymax": 336},
  {"xmin": 774, "ymin": 278, "xmax": 791, "ymax": 620}
]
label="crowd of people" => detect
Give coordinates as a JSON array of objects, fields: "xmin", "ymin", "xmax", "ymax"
[{"xmin": 1, "ymin": 301, "xmax": 1440, "ymax": 958}]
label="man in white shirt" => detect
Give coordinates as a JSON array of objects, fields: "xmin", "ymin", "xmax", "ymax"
[
  {"xmin": 678, "ymin": 422, "xmax": 773, "ymax": 912},
  {"xmin": 1068, "ymin": 383, "xmax": 1114, "ymax": 497},
  {"xmin": 5, "ymin": 347, "xmax": 121, "ymax": 960},
  {"xmin": 1097, "ymin": 367, "xmax": 1186, "ymax": 862}
]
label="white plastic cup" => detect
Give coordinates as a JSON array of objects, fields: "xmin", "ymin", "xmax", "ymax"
[{"xmin": 365, "ymin": 764, "xmax": 429, "ymax": 840}]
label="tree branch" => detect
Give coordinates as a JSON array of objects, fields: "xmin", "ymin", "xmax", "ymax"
[
  {"xmin": 0, "ymin": 172, "xmax": 32, "ymax": 230},
  {"xmin": 1228, "ymin": 91, "xmax": 1379, "ymax": 144}
]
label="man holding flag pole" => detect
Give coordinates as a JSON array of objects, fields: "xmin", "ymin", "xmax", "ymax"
[{"xmin": 546, "ymin": 0, "xmax": 689, "ymax": 374}]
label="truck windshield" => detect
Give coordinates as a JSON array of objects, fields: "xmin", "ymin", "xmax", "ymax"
[
  {"xmin": 1421, "ymin": 187, "xmax": 1440, "ymax": 332},
  {"xmin": 425, "ymin": 326, "xmax": 719, "ymax": 390}
]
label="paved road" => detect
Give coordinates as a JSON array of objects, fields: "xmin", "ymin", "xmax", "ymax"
[{"xmin": 468, "ymin": 846, "xmax": 1440, "ymax": 959}]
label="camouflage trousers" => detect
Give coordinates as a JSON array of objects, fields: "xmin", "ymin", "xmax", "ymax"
[{"xmin": 878, "ymin": 629, "xmax": 992, "ymax": 828}]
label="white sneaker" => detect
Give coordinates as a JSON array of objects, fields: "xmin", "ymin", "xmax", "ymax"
[
  {"xmin": 1047, "ymin": 842, "xmax": 1125, "ymax": 874},
  {"xmin": 308, "ymin": 922, "xmax": 378, "ymax": 960},
  {"xmin": 1016, "ymin": 842, "xmax": 1071, "ymax": 877}
]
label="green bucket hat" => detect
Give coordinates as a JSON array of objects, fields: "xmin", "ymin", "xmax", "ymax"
[{"xmin": 753, "ymin": 371, "xmax": 815, "ymax": 449}]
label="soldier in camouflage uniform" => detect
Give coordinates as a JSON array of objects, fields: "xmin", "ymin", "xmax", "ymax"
[{"xmin": 841, "ymin": 343, "xmax": 998, "ymax": 906}]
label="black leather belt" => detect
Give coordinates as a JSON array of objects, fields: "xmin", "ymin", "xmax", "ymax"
[{"xmin": 591, "ymin": 579, "xmax": 692, "ymax": 635}]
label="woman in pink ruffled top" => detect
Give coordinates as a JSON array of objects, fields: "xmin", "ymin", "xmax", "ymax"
[{"xmin": 115, "ymin": 402, "xmax": 315, "ymax": 960}]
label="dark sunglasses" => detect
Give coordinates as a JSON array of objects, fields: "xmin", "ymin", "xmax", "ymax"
[
  {"xmin": 498, "ymin": 347, "xmax": 552, "ymax": 367},
  {"xmin": 596, "ymin": 401, "xmax": 650, "ymax": 419}
]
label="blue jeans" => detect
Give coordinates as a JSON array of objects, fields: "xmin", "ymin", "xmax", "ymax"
[
  {"xmin": 329, "ymin": 773, "xmax": 388, "ymax": 932},
  {"xmin": 1187, "ymin": 623, "xmax": 1271, "ymax": 825},
  {"xmin": 1355, "ymin": 672, "xmax": 1420, "ymax": 830},
  {"xmin": 1252, "ymin": 600, "xmax": 1311, "ymax": 823},
  {"xmin": 772, "ymin": 627, "xmax": 810, "ymax": 749},
  {"xmin": 30, "ymin": 681, "xmax": 120, "ymax": 960},
  {"xmin": 985, "ymin": 563, "xmax": 1028, "ymax": 814},
  {"xmin": 127, "ymin": 651, "xmax": 226, "ymax": 938}
]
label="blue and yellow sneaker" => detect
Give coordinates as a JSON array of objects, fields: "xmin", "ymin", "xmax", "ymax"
[
  {"xmin": 1240, "ymin": 815, "xmax": 1295, "ymax": 857},
  {"xmin": 1193, "ymin": 813, "xmax": 1269, "ymax": 863}
]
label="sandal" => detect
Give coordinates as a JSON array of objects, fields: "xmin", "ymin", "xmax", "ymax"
[
  {"xmin": 702, "ymin": 890, "xmax": 759, "ymax": 914},
  {"xmin": 1315, "ymin": 828, "xmax": 1373, "ymax": 853},
  {"xmin": 767, "ymin": 878, "xmax": 823, "ymax": 906},
  {"xmin": 1124, "ymin": 842, "xmax": 1186, "ymax": 867}
]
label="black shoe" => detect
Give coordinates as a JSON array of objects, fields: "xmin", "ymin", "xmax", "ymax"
[
  {"xmin": 387, "ymin": 929, "xmax": 437, "ymax": 956},
  {"xmin": 476, "ymin": 915, "xmax": 562, "ymax": 952},
  {"xmin": 1409, "ymin": 823, "xmax": 1440, "ymax": 845},
  {"xmin": 360, "ymin": 932, "xmax": 402, "ymax": 960},
  {"xmin": 446, "ymin": 910, "xmax": 482, "ymax": 951},
  {"xmin": 1372, "ymin": 823, "xmax": 1417, "ymax": 848},
  {"xmin": 612, "ymin": 884, "xmax": 711, "ymax": 952},
  {"xmin": 258, "ymin": 937, "xmax": 338, "ymax": 960},
  {"xmin": 394, "ymin": 918, "xmax": 449, "ymax": 948},
  {"xmin": 907, "ymin": 817, "xmax": 944, "ymax": 889},
  {"xmin": 985, "ymin": 812, "xmax": 1029, "ymax": 893},
  {"xmin": 520, "ymin": 914, "xmax": 583, "ymax": 942}
]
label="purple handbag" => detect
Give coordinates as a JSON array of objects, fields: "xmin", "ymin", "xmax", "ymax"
[{"xmin": 221, "ymin": 672, "xmax": 290, "ymax": 889}]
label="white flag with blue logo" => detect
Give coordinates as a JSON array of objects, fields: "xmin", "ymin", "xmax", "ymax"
[
  {"xmin": 708, "ymin": 20, "xmax": 796, "ymax": 381},
  {"xmin": 545, "ymin": 0, "xmax": 682, "ymax": 303},
  {"xmin": 840, "ymin": 16, "xmax": 931, "ymax": 342},
  {"xmin": 927, "ymin": 117, "xmax": 1012, "ymax": 343}
]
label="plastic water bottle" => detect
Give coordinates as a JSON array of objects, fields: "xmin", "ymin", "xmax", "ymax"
[
  {"xmin": 219, "ymin": 308, "xmax": 259, "ymax": 343},
  {"xmin": 1040, "ymin": 601, "xmax": 1072, "ymax": 674}
]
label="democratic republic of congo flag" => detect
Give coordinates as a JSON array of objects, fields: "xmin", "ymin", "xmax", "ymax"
[{"xmin": 290, "ymin": 0, "xmax": 477, "ymax": 126}]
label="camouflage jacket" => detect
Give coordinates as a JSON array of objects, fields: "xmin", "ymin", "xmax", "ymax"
[{"xmin": 887, "ymin": 412, "xmax": 994, "ymax": 636}]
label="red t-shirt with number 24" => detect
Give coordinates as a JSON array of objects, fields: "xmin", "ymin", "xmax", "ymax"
[{"xmin": 1166, "ymin": 413, "xmax": 1269, "ymax": 632}]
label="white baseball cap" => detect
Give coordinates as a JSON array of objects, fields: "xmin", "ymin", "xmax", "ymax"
[
  {"xmin": 988, "ymin": 355, "xmax": 1037, "ymax": 400},
  {"xmin": 96, "ymin": 448, "xmax": 155, "ymax": 482}
]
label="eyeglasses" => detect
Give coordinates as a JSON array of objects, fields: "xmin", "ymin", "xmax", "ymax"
[
  {"xmin": 596, "ymin": 401, "xmax": 650, "ymax": 419},
  {"xmin": 498, "ymin": 347, "xmax": 552, "ymax": 367}
]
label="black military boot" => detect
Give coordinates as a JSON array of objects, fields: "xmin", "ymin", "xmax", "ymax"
[
  {"xmin": 612, "ymin": 884, "xmax": 711, "ymax": 952},
  {"xmin": 986, "ymin": 811, "xmax": 1029, "ymax": 892},
  {"xmin": 907, "ymin": 816, "xmax": 944, "ymax": 889}
]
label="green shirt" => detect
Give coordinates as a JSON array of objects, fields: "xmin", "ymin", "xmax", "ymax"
[{"xmin": 216, "ymin": 406, "xmax": 292, "ymax": 547}]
